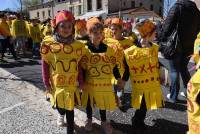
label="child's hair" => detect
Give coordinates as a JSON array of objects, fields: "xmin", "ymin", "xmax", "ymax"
[
  {"xmin": 86, "ymin": 17, "xmax": 103, "ymax": 33},
  {"xmin": 136, "ymin": 19, "xmax": 156, "ymax": 38},
  {"xmin": 110, "ymin": 17, "xmax": 123, "ymax": 30}
]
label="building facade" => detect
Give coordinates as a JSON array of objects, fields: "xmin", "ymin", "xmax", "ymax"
[
  {"xmin": 28, "ymin": 0, "xmax": 164, "ymax": 21},
  {"xmin": 28, "ymin": 1, "xmax": 54, "ymax": 21},
  {"xmin": 108, "ymin": 0, "xmax": 163, "ymax": 16}
]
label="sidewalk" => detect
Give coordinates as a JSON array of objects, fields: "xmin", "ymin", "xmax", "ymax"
[
  {"xmin": 0, "ymin": 67, "xmax": 124, "ymax": 134},
  {"xmin": 0, "ymin": 55, "xmax": 188, "ymax": 134}
]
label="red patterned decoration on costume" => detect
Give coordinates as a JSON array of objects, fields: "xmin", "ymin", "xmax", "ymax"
[
  {"xmin": 90, "ymin": 55, "xmax": 101, "ymax": 64},
  {"xmin": 101, "ymin": 65, "xmax": 112, "ymax": 74},
  {"xmin": 63, "ymin": 45, "xmax": 73, "ymax": 54},
  {"xmin": 50, "ymin": 43, "xmax": 62, "ymax": 53}
]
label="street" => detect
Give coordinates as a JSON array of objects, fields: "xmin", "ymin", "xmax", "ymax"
[{"xmin": 0, "ymin": 54, "xmax": 189, "ymax": 134}]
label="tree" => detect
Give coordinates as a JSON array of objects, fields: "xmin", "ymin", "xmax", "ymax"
[{"xmin": 17, "ymin": 0, "xmax": 41, "ymax": 11}]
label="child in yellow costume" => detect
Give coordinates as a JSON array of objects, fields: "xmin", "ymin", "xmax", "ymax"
[
  {"xmin": 103, "ymin": 18, "xmax": 112, "ymax": 39},
  {"xmin": 28, "ymin": 18, "xmax": 42, "ymax": 58},
  {"xmin": 79, "ymin": 17, "xmax": 124, "ymax": 134},
  {"xmin": 187, "ymin": 34, "xmax": 200, "ymax": 134},
  {"xmin": 40, "ymin": 10, "xmax": 88, "ymax": 134},
  {"xmin": 123, "ymin": 22, "xmax": 138, "ymax": 43},
  {"xmin": 12, "ymin": 14, "xmax": 29, "ymax": 55},
  {"xmin": 124, "ymin": 20, "xmax": 164, "ymax": 133},
  {"xmin": 104, "ymin": 18, "xmax": 136, "ymax": 108}
]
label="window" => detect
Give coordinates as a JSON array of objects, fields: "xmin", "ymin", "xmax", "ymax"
[
  {"xmin": 131, "ymin": 1, "xmax": 135, "ymax": 8},
  {"xmin": 48, "ymin": 10, "xmax": 51, "ymax": 17},
  {"xmin": 124, "ymin": 2, "xmax": 126, "ymax": 6},
  {"xmin": 57, "ymin": 0, "xmax": 61, "ymax": 2},
  {"xmin": 150, "ymin": 4, "xmax": 153, "ymax": 11},
  {"xmin": 42, "ymin": 11, "xmax": 45, "ymax": 18},
  {"xmin": 69, "ymin": 6, "xmax": 74, "ymax": 14},
  {"xmin": 79, "ymin": 0, "xmax": 81, "ymax": 3},
  {"xmin": 87, "ymin": 0, "xmax": 92, "ymax": 11},
  {"xmin": 139, "ymin": 3, "xmax": 143, "ymax": 7},
  {"xmin": 97, "ymin": 0, "xmax": 102, "ymax": 10},
  {"xmin": 37, "ymin": 12, "xmax": 39, "ymax": 17},
  {"xmin": 78, "ymin": 5, "xmax": 82, "ymax": 15}
]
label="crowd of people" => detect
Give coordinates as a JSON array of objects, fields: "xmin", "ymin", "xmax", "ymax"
[
  {"xmin": 1, "ymin": 0, "xmax": 200, "ymax": 134},
  {"xmin": 0, "ymin": 12, "xmax": 52, "ymax": 61}
]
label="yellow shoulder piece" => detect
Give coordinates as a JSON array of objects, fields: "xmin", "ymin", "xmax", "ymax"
[{"xmin": 42, "ymin": 36, "xmax": 55, "ymax": 45}]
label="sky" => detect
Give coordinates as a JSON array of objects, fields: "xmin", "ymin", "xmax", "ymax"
[
  {"xmin": 0, "ymin": 0, "xmax": 21, "ymax": 11},
  {"xmin": 0, "ymin": 0, "xmax": 176, "ymax": 14}
]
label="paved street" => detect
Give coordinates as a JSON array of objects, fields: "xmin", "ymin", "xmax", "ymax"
[{"xmin": 0, "ymin": 54, "xmax": 190, "ymax": 134}]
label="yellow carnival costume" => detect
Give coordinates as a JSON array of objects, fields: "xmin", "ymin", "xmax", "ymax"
[
  {"xmin": 28, "ymin": 24, "xmax": 41, "ymax": 43},
  {"xmin": 11, "ymin": 19, "xmax": 28, "ymax": 37},
  {"xmin": 187, "ymin": 33, "xmax": 200, "ymax": 134},
  {"xmin": 124, "ymin": 44, "xmax": 163, "ymax": 110},
  {"xmin": 104, "ymin": 28, "xmax": 112, "ymax": 39},
  {"xmin": 193, "ymin": 33, "xmax": 200, "ymax": 64},
  {"xmin": 40, "ymin": 37, "xmax": 87, "ymax": 110},
  {"xmin": 104, "ymin": 38, "xmax": 134, "ymax": 86},
  {"xmin": 81, "ymin": 46, "xmax": 119, "ymax": 111},
  {"xmin": 187, "ymin": 69, "xmax": 200, "ymax": 134}
]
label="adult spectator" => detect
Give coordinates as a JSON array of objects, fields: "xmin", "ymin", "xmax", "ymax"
[{"xmin": 159, "ymin": 0, "xmax": 200, "ymax": 103}]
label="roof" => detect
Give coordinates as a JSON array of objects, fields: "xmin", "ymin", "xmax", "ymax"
[
  {"xmin": 108, "ymin": 7, "xmax": 161, "ymax": 18},
  {"xmin": 76, "ymin": 10, "xmax": 107, "ymax": 20}
]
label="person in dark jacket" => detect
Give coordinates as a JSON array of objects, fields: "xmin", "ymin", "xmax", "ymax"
[{"xmin": 159, "ymin": 0, "xmax": 200, "ymax": 103}]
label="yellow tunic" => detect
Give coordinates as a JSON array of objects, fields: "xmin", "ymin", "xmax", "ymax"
[
  {"xmin": 11, "ymin": 19, "xmax": 28, "ymax": 37},
  {"xmin": 28, "ymin": 24, "xmax": 41, "ymax": 43},
  {"xmin": 104, "ymin": 28, "xmax": 112, "ymax": 39},
  {"xmin": 40, "ymin": 37, "xmax": 87, "ymax": 110},
  {"xmin": 124, "ymin": 44, "xmax": 164, "ymax": 110},
  {"xmin": 193, "ymin": 33, "xmax": 200, "ymax": 64},
  {"xmin": 43, "ymin": 25, "xmax": 53, "ymax": 37},
  {"xmin": 127, "ymin": 32, "xmax": 138, "ymax": 43},
  {"xmin": 81, "ymin": 46, "xmax": 119, "ymax": 111},
  {"xmin": 187, "ymin": 69, "xmax": 200, "ymax": 134},
  {"xmin": 104, "ymin": 37, "xmax": 134, "ymax": 85},
  {"xmin": 0, "ymin": 19, "xmax": 11, "ymax": 36}
]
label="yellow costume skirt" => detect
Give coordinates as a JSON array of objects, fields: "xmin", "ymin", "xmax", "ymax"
[
  {"xmin": 131, "ymin": 89, "xmax": 164, "ymax": 110},
  {"xmin": 81, "ymin": 88, "xmax": 94, "ymax": 109},
  {"xmin": 93, "ymin": 90, "xmax": 118, "ymax": 111},
  {"xmin": 49, "ymin": 87, "xmax": 81, "ymax": 111}
]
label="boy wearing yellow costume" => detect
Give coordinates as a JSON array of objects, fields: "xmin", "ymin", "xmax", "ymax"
[
  {"xmin": 0, "ymin": 13, "xmax": 17, "ymax": 60},
  {"xmin": 124, "ymin": 20, "xmax": 164, "ymax": 133},
  {"xmin": 40, "ymin": 10, "xmax": 88, "ymax": 134},
  {"xmin": 104, "ymin": 18, "xmax": 135, "ymax": 110},
  {"xmin": 12, "ymin": 14, "xmax": 28, "ymax": 56},
  {"xmin": 79, "ymin": 17, "xmax": 124, "ymax": 134},
  {"xmin": 187, "ymin": 33, "xmax": 200, "ymax": 134},
  {"xmin": 123, "ymin": 22, "xmax": 138, "ymax": 43},
  {"xmin": 28, "ymin": 18, "xmax": 42, "ymax": 58}
]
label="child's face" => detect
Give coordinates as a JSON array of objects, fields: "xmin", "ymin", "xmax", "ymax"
[
  {"xmin": 79, "ymin": 28, "xmax": 87, "ymax": 36},
  {"xmin": 57, "ymin": 21, "xmax": 73, "ymax": 38},
  {"xmin": 110, "ymin": 24, "xmax": 122, "ymax": 39},
  {"xmin": 148, "ymin": 31, "xmax": 156, "ymax": 42},
  {"xmin": 89, "ymin": 28, "xmax": 104, "ymax": 45}
]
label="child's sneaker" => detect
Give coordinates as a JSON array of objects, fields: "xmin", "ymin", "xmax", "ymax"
[
  {"xmin": 57, "ymin": 114, "xmax": 65, "ymax": 127},
  {"xmin": 101, "ymin": 121, "xmax": 113, "ymax": 134},
  {"xmin": 85, "ymin": 119, "xmax": 93, "ymax": 131}
]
